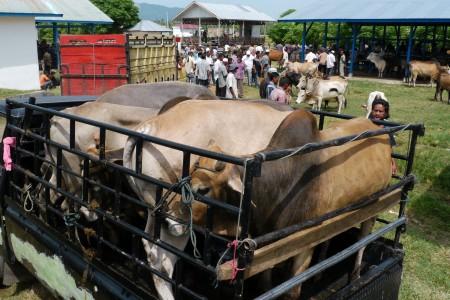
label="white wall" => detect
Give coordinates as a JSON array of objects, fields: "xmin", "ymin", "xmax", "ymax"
[{"xmin": 0, "ymin": 17, "xmax": 40, "ymax": 90}]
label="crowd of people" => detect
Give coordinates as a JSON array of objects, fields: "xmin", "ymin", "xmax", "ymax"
[
  {"xmin": 178, "ymin": 44, "xmax": 295, "ymax": 103},
  {"xmin": 177, "ymin": 43, "xmax": 351, "ymax": 103}
]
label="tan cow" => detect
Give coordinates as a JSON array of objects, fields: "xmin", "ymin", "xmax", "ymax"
[
  {"xmin": 122, "ymin": 100, "xmax": 292, "ymax": 300},
  {"xmin": 435, "ymin": 72, "xmax": 450, "ymax": 103},
  {"xmin": 408, "ymin": 60, "xmax": 448, "ymax": 87},
  {"xmin": 44, "ymin": 82, "xmax": 217, "ymax": 217},
  {"xmin": 189, "ymin": 112, "xmax": 392, "ymax": 299},
  {"xmin": 269, "ymin": 49, "xmax": 283, "ymax": 65},
  {"xmin": 285, "ymin": 61, "xmax": 319, "ymax": 77}
]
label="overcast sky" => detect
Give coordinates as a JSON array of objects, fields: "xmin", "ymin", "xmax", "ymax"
[{"xmin": 133, "ymin": 0, "xmax": 295, "ymax": 18}]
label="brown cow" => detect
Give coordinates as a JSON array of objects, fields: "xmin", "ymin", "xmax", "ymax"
[
  {"xmin": 269, "ymin": 49, "xmax": 283, "ymax": 66},
  {"xmin": 408, "ymin": 60, "xmax": 448, "ymax": 87},
  {"xmin": 435, "ymin": 72, "xmax": 450, "ymax": 104},
  {"xmin": 189, "ymin": 112, "xmax": 392, "ymax": 299}
]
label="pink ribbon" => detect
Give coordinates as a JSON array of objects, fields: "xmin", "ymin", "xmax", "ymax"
[{"xmin": 3, "ymin": 137, "xmax": 16, "ymax": 171}]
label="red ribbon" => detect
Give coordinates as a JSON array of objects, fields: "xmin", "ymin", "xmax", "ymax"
[{"xmin": 227, "ymin": 239, "xmax": 245, "ymax": 282}]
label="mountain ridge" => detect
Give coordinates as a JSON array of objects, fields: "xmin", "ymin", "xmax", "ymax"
[{"xmin": 137, "ymin": 3, "xmax": 183, "ymax": 22}]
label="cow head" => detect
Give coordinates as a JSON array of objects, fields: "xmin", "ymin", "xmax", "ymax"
[
  {"xmin": 296, "ymin": 76, "xmax": 308, "ymax": 104},
  {"xmin": 191, "ymin": 150, "xmax": 243, "ymax": 201}
]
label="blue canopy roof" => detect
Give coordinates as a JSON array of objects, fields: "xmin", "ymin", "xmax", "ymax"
[{"xmin": 279, "ymin": 0, "xmax": 450, "ymax": 24}]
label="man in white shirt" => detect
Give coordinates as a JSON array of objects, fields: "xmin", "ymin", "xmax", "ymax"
[
  {"xmin": 305, "ymin": 49, "xmax": 317, "ymax": 63},
  {"xmin": 195, "ymin": 53, "xmax": 210, "ymax": 87},
  {"xmin": 214, "ymin": 53, "xmax": 227, "ymax": 97},
  {"xmin": 183, "ymin": 52, "xmax": 195, "ymax": 83},
  {"xmin": 242, "ymin": 50, "xmax": 254, "ymax": 86},
  {"xmin": 225, "ymin": 64, "xmax": 238, "ymax": 99},
  {"xmin": 326, "ymin": 50, "xmax": 336, "ymax": 77},
  {"xmin": 205, "ymin": 50, "xmax": 214, "ymax": 84},
  {"xmin": 282, "ymin": 46, "xmax": 289, "ymax": 68}
]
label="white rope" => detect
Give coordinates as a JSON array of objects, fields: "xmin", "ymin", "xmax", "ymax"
[
  {"xmin": 22, "ymin": 184, "xmax": 34, "ymax": 212},
  {"xmin": 278, "ymin": 123, "xmax": 412, "ymax": 161}
]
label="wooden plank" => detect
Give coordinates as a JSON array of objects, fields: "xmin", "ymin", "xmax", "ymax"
[{"xmin": 217, "ymin": 188, "xmax": 402, "ymax": 281}]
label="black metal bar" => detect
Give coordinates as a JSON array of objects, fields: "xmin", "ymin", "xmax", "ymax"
[
  {"xmin": 135, "ymin": 138, "xmax": 143, "ymax": 175},
  {"xmin": 5, "ymin": 100, "xmax": 247, "ymax": 166},
  {"xmin": 21, "ymin": 97, "xmax": 36, "ymax": 132},
  {"xmin": 318, "ymin": 114, "xmax": 325, "ymax": 130},
  {"xmin": 234, "ymin": 158, "xmax": 260, "ymax": 299},
  {"xmin": 56, "ymin": 148, "xmax": 62, "ymax": 189},
  {"xmin": 153, "ymin": 186, "xmax": 163, "ymax": 240},
  {"xmin": 254, "ymin": 217, "xmax": 406, "ymax": 300},
  {"xmin": 82, "ymin": 159, "xmax": 89, "ymax": 203},
  {"xmin": 405, "ymin": 129, "xmax": 422, "ymax": 176},
  {"xmin": 69, "ymin": 119, "xmax": 75, "ymax": 149},
  {"xmin": 259, "ymin": 124, "xmax": 422, "ymax": 162},
  {"xmin": 182, "ymin": 151, "xmax": 190, "ymax": 178},
  {"xmin": 99, "ymin": 128, "xmax": 106, "ymax": 160},
  {"xmin": 253, "ymin": 176, "xmax": 414, "ymax": 248}
]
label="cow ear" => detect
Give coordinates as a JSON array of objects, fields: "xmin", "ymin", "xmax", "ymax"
[{"xmin": 227, "ymin": 166, "xmax": 243, "ymax": 194}]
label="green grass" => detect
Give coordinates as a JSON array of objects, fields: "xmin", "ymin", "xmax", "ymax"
[{"xmin": 1, "ymin": 81, "xmax": 449, "ymax": 299}]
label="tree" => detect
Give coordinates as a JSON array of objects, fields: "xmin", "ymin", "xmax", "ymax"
[
  {"xmin": 90, "ymin": 0, "xmax": 140, "ymax": 33},
  {"xmin": 279, "ymin": 9, "xmax": 296, "ymax": 19}
]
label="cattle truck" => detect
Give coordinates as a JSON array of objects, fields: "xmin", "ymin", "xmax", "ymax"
[{"xmin": 0, "ymin": 95, "xmax": 424, "ymax": 299}]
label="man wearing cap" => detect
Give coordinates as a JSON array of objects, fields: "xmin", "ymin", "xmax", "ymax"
[
  {"xmin": 225, "ymin": 64, "xmax": 238, "ymax": 99},
  {"xmin": 242, "ymin": 50, "xmax": 255, "ymax": 86},
  {"xmin": 266, "ymin": 69, "xmax": 280, "ymax": 99},
  {"xmin": 326, "ymin": 49, "xmax": 336, "ymax": 77},
  {"xmin": 259, "ymin": 67, "xmax": 277, "ymax": 99}
]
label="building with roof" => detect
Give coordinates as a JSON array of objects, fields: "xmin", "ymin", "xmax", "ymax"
[
  {"xmin": 173, "ymin": 1, "xmax": 275, "ymax": 45},
  {"xmin": 279, "ymin": 0, "xmax": 450, "ymax": 77},
  {"xmin": 0, "ymin": 0, "xmax": 61, "ymax": 90},
  {"xmin": 128, "ymin": 20, "xmax": 172, "ymax": 34},
  {"xmin": 0, "ymin": 0, "xmax": 112, "ymax": 91}
]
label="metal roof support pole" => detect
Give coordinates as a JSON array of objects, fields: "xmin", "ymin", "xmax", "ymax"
[
  {"xmin": 198, "ymin": 18, "xmax": 201, "ymax": 45},
  {"xmin": 443, "ymin": 25, "xmax": 448, "ymax": 51},
  {"xmin": 322, "ymin": 22, "xmax": 328, "ymax": 47},
  {"xmin": 405, "ymin": 26, "xmax": 417, "ymax": 80},
  {"xmin": 349, "ymin": 24, "xmax": 358, "ymax": 77},
  {"xmin": 432, "ymin": 25, "xmax": 437, "ymax": 54},
  {"xmin": 382, "ymin": 25, "xmax": 387, "ymax": 49},
  {"xmin": 52, "ymin": 22, "xmax": 60, "ymax": 69},
  {"xmin": 371, "ymin": 25, "xmax": 376, "ymax": 49},
  {"xmin": 301, "ymin": 22, "xmax": 307, "ymax": 62},
  {"xmin": 335, "ymin": 23, "xmax": 341, "ymax": 50},
  {"xmin": 395, "ymin": 26, "xmax": 401, "ymax": 56},
  {"xmin": 67, "ymin": 23, "xmax": 71, "ymax": 34}
]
